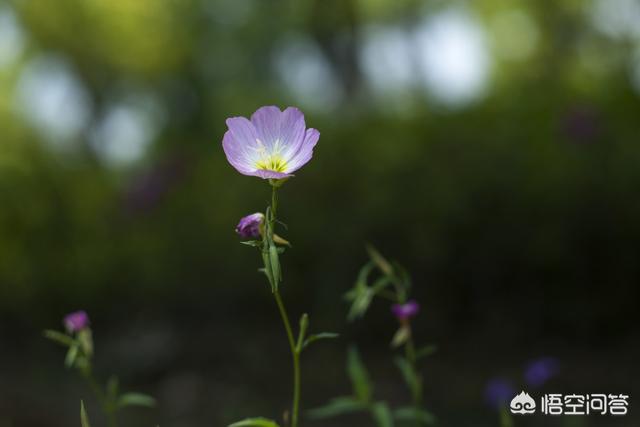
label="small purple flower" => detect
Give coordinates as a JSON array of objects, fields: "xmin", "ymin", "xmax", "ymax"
[
  {"xmin": 484, "ymin": 377, "xmax": 515, "ymax": 409},
  {"xmin": 524, "ymin": 357, "xmax": 559, "ymax": 388},
  {"xmin": 391, "ymin": 300, "xmax": 420, "ymax": 320},
  {"xmin": 236, "ymin": 213, "xmax": 265, "ymax": 239},
  {"xmin": 64, "ymin": 310, "xmax": 90, "ymax": 333},
  {"xmin": 222, "ymin": 106, "xmax": 320, "ymax": 179}
]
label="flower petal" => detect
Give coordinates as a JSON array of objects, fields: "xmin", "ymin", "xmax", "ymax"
[
  {"xmin": 250, "ymin": 106, "xmax": 283, "ymax": 151},
  {"xmin": 278, "ymin": 107, "xmax": 306, "ymax": 159},
  {"xmin": 285, "ymin": 128, "xmax": 319, "ymax": 173},
  {"xmin": 222, "ymin": 130, "xmax": 257, "ymax": 175}
]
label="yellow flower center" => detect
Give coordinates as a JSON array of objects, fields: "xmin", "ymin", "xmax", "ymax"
[
  {"xmin": 253, "ymin": 138, "xmax": 288, "ymax": 172},
  {"xmin": 255, "ymin": 155, "xmax": 288, "ymax": 172}
]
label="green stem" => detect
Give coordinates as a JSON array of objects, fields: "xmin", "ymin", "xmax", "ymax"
[
  {"xmin": 268, "ymin": 183, "xmax": 300, "ymax": 427},
  {"xmin": 274, "ymin": 291, "xmax": 301, "ymax": 427},
  {"xmin": 81, "ymin": 367, "xmax": 118, "ymax": 427}
]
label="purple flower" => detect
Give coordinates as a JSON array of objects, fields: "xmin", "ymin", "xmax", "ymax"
[
  {"xmin": 64, "ymin": 310, "xmax": 90, "ymax": 333},
  {"xmin": 236, "ymin": 213, "xmax": 265, "ymax": 239},
  {"xmin": 524, "ymin": 357, "xmax": 559, "ymax": 388},
  {"xmin": 391, "ymin": 300, "xmax": 420, "ymax": 320},
  {"xmin": 484, "ymin": 378, "xmax": 515, "ymax": 409},
  {"xmin": 222, "ymin": 106, "xmax": 320, "ymax": 179}
]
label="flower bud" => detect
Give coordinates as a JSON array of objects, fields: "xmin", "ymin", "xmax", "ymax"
[
  {"xmin": 235, "ymin": 213, "xmax": 265, "ymax": 239},
  {"xmin": 64, "ymin": 310, "xmax": 90, "ymax": 333},
  {"xmin": 391, "ymin": 300, "xmax": 420, "ymax": 321}
]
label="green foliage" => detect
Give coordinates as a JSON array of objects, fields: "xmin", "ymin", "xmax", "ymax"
[
  {"xmin": 80, "ymin": 401, "xmax": 91, "ymax": 427},
  {"xmin": 302, "ymin": 332, "xmax": 339, "ymax": 349},
  {"xmin": 394, "ymin": 357, "xmax": 421, "ymax": 399},
  {"xmin": 391, "ymin": 326, "xmax": 410, "ymax": 348},
  {"xmin": 394, "ymin": 407, "xmax": 436, "ymax": 425},
  {"xmin": 43, "ymin": 329, "xmax": 74, "ymax": 347},
  {"xmin": 228, "ymin": 417, "xmax": 281, "ymax": 427},
  {"xmin": 371, "ymin": 402, "xmax": 394, "ymax": 427},
  {"xmin": 308, "ymin": 396, "xmax": 367, "ymax": 418},
  {"xmin": 347, "ymin": 347, "xmax": 373, "ymax": 403},
  {"xmin": 415, "ymin": 345, "xmax": 438, "ymax": 360},
  {"xmin": 117, "ymin": 392, "xmax": 156, "ymax": 408}
]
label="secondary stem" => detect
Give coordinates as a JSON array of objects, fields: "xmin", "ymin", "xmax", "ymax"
[{"xmin": 81, "ymin": 367, "xmax": 118, "ymax": 427}]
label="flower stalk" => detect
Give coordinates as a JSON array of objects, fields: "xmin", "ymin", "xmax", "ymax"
[{"xmin": 267, "ymin": 184, "xmax": 301, "ymax": 427}]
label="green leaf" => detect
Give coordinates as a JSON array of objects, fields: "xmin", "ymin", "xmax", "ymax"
[
  {"xmin": 240, "ymin": 240, "xmax": 261, "ymax": 247},
  {"xmin": 366, "ymin": 245, "xmax": 393, "ymax": 276},
  {"xmin": 391, "ymin": 261, "xmax": 412, "ymax": 291},
  {"xmin": 370, "ymin": 402, "xmax": 394, "ymax": 427},
  {"xmin": 297, "ymin": 313, "xmax": 309, "ymax": 348},
  {"xmin": 370, "ymin": 276, "xmax": 394, "ymax": 293},
  {"xmin": 499, "ymin": 405, "xmax": 514, "ymax": 427},
  {"xmin": 308, "ymin": 396, "xmax": 367, "ymax": 418},
  {"xmin": 80, "ymin": 400, "xmax": 91, "ymax": 427},
  {"xmin": 347, "ymin": 347, "xmax": 372, "ymax": 402},
  {"xmin": 415, "ymin": 344, "xmax": 438, "ymax": 360},
  {"xmin": 65, "ymin": 343, "xmax": 79, "ymax": 368},
  {"xmin": 117, "ymin": 392, "xmax": 156, "ymax": 408},
  {"xmin": 228, "ymin": 417, "xmax": 281, "ymax": 427},
  {"xmin": 268, "ymin": 244, "xmax": 280, "ymax": 288},
  {"xmin": 302, "ymin": 332, "xmax": 339, "ymax": 349},
  {"xmin": 390, "ymin": 326, "xmax": 410, "ymax": 348},
  {"xmin": 346, "ymin": 287, "xmax": 374, "ymax": 321},
  {"xmin": 106, "ymin": 376, "xmax": 119, "ymax": 400},
  {"xmin": 261, "ymin": 251, "xmax": 274, "ymax": 291},
  {"xmin": 77, "ymin": 329, "xmax": 93, "ymax": 358},
  {"xmin": 43, "ymin": 329, "xmax": 74, "ymax": 347},
  {"xmin": 394, "ymin": 357, "xmax": 420, "ymax": 398},
  {"xmin": 394, "ymin": 407, "xmax": 436, "ymax": 425}
]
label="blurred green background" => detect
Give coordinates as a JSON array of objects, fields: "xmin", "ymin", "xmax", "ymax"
[{"xmin": 0, "ymin": 0, "xmax": 639, "ymax": 426}]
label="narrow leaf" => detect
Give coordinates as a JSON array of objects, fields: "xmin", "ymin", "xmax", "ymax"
[
  {"xmin": 43, "ymin": 329, "xmax": 74, "ymax": 347},
  {"xmin": 240, "ymin": 240, "xmax": 261, "ymax": 247},
  {"xmin": 366, "ymin": 245, "xmax": 393, "ymax": 276},
  {"xmin": 65, "ymin": 343, "xmax": 79, "ymax": 368},
  {"xmin": 228, "ymin": 417, "xmax": 280, "ymax": 427},
  {"xmin": 390, "ymin": 326, "xmax": 410, "ymax": 348},
  {"xmin": 416, "ymin": 345, "xmax": 438, "ymax": 360},
  {"xmin": 269, "ymin": 244, "xmax": 280, "ymax": 287},
  {"xmin": 394, "ymin": 407, "xmax": 436, "ymax": 425},
  {"xmin": 117, "ymin": 392, "xmax": 156, "ymax": 408},
  {"xmin": 80, "ymin": 400, "xmax": 91, "ymax": 427},
  {"xmin": 308, "ymin": 396, "xmax": 367, "ymax": 418},
  {"xmin": 394, "ymin": 357, "xmax": 420, "ymax": 398},
  {"xmin": 106, "ymin": 376, "xmax": 119, "ymax": 400},
  {"xmin": 302, "ymin": 332, "xmax": 339, "ymax": 349},
  {"xmin": 347, "ymin": 347, "xmax": 372, "ymax": 402},
  {"xmin": 371, "ymin": 402, "xmax": 394, "ymax": 427}
]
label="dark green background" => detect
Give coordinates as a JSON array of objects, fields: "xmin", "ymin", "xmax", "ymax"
[{"xmin": 0, "ymin": 0, "xmax": 638, "ymax": 426}]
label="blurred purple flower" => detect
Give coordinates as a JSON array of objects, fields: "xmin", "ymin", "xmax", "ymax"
[
  {"xmin": 524, "ymin": 357, "xmax": 559, "ymax": 387},
  {"xmin": 123, "ymin": 156, "xmax": 186, "ymax": 214},
  {"xmin": 391, "ymin": 300, "xmax": 420, "ymax": 320},
  {"xmin": 484, "ymin": 377, "xmax": 515, "ymax": 409},
  {"xmin": 562, "ymin": 106, "xmax": 601, "ymax": 144},
  {"xmin": 222, "ymin": 106, "xmax": 320, "ymax": 179},
  {"xmin": 64, "ymin": 310, "xmax": 90, "ymax": 333},
  {"xmin": 236, "ymin": 213, "xmax": 265, "ymax": 239}
]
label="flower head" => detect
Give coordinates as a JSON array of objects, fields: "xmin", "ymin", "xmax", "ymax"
[
  {"xmin": 222, "ymin": 106, "xmax": 320, "ymax": 179},
  {"xmin": 524, "ymin": 357, "xmax": 559, "ymax": 387},
  {"xmin": 484, "ymin": 378, "xmax": 515, "ymax": 409},
  {"xmin": 64, "ymin": 310, "xmax": 90, "ymax": 333},
  {"xmin": 391, "ymin": 300, "xmax": 420, "ymax": 321},
  {"xmin": 236, "ymin": 213, "xmax": 265, "ymax": 239}
]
